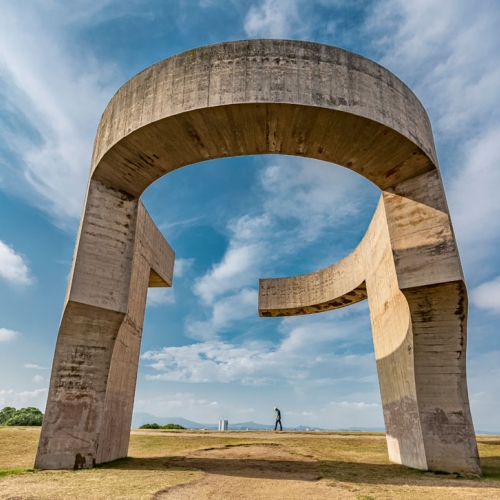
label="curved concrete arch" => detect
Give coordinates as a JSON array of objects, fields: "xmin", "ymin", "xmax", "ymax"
[
  {"xmin": 35, "ymin": 40, "xmax": 481, "ymax": 475},
  {"xmin": 90, "ymin": 39, "xmax": 437, "ymax": 196}
]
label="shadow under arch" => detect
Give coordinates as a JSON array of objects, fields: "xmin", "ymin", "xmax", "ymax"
[
  {"xmin": 34, "ymin": 39, "xmax": 480, "ymax": 475},
  {"xmin": 98, "ymin": 455, "xmax": 500, "ymax": 487}
]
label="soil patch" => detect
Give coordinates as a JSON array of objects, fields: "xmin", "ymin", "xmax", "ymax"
[{"xmin": 156, "ymin": 443, "xmax": 355, "ymax": 499}]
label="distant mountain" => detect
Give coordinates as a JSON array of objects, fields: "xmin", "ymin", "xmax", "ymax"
[
  {"xmin": 228, "ymin": 421, "xmax": 275, "ymax": 430},
  {"xmin": 131, "ymin": 414, "xmax": 499, "ymax": 434},
  {"xmin": 133, "ymin": 413, "xmax": 338, "ymax": 431}
]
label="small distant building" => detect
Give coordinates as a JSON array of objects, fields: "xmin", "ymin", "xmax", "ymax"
[{"xmin": 218, "ymin": 419, "xmax": 228, "ymax": 431}]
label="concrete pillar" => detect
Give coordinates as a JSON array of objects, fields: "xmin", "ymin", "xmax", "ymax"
[{"xmin": 35, "ymin": 180, "xmax": 174, "ymax": 469}]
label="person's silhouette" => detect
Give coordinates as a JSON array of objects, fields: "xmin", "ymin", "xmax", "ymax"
[{"xmin": 273, "ymin": 406, "xmax": 282, "ymax": 431}]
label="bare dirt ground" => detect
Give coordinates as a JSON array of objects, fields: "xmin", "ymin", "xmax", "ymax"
[
  {"xmin": 1, "ymin": 428, "xmax": 499, "ymax": 499},
  {"xmin": 156, "ymin": 443, "xmax": 354, "ymax": 499}
]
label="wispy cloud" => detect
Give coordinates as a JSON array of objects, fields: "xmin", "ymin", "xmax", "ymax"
[
  {"xmin": 283, "ymin": 399, "xmax": 382, "ymax": 427},
  {"xmin": 159, "ymin": 216, "xmax": 204, "ymax": 236},
  {"xmin": 147, "ymin": 288, "xmax": 176, "ymax": 308},
  {"xmin": 0, "ymin": 387, "xmax": 48, "ymax": 410},
  {"xmin": 0, "ymin": 240, "xmax": 33, "ymax": 286},
  {"xmin": 448, "ymin": 128, "xmax": 500, "ymax": 272},
  {"xmin": 0, "ymin": 2, "xmax": 123, "ymax": 226},
  {"xmin": 367, "ymin": 0, "xmax": 500, "ymax": 280},
  {"xmin": 143, "ymin": 303, "xmax": 374, "ymax": 385},
  {"xmin": 134, "ymin": 392, "xmax": 226, "ymax": 424},
  {"xmin": 187, "ymin": 288, "xmax": 258, "ymax": 341},
  {"xmin": 318, "ymin": 400, "xmax": 383, "ymax": 428},
  {"xmin": 146, "ymin": 258, "xmax": 195, "ymax": 308},
  {"xmin": 194, "ymin": 243, "xmax": 263, "ymax": 306},
  {"xmin": 365, "ymin": 0, "xmax": 500, "ymax": 433},
  {"xmin": 244, "ymin": 0, "xmax": 310, "ymax": 39},
  {"xmin": 470, "ymin": 277, "xmax": 500, "ymax": 314},
  {"xmin": 174, "ymin": 258, "xmax": 195, "ymax": 278},
  {"xmin": 190, "ymin": 157, "xmax": 369, "ymax": 340},
  {"xmin": 24, "ymin": 364, "xmax": 49, "ymax": 370}
]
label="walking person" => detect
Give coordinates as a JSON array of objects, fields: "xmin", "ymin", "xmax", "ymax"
[{"xmin": 273, "ymin": 406, "xmax": 282, "ymax": 431}]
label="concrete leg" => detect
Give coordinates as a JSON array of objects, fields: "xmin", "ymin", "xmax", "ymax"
[
  {"xmin": 407, "ymin": 282, "xmax": 481, "ymax": 474},
  {"xmin": 365, "ymin": 206, "xmax": 427, "ymax": 469},
  {"xmin": 35, "ymin": 181, "xmax": 174, "ymax": 469}
]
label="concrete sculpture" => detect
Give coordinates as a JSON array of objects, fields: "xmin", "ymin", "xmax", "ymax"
[{"xmin": 35, "ymin": 40, "xmax": 481, "ymax": 475}]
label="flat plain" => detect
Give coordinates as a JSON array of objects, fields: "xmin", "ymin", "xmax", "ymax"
[{"xmin": 0, "ymin": 427, "xmax": 498, "ymax": 499}]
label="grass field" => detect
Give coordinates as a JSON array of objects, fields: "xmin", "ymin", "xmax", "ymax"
[{"xmin": 0, "ymin": 427, "xmax": 498, "ymax": 499}]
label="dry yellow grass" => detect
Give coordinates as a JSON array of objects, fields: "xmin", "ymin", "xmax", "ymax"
[{"xmin": 0, "ymin": 427, "xmax": 498, "ymax": 499}]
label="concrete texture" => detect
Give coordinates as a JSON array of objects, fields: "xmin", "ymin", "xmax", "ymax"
[{"xmin": 36, "ymin": 40, "xmax": 481, "ymax": 475}]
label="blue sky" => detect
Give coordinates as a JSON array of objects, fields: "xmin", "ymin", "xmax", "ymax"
[{"xmin": 0, "ymin": 0, "xmax": 499, "ymax": 431}]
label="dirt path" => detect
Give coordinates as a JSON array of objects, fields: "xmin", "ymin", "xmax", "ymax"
[{"xmin": 156, "ymin": 444, "xmax": 355, "ymax": 499}]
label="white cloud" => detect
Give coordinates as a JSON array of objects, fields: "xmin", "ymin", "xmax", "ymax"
[
  {"xmin": 143, "ymin": 335, "xmax": 374, "ymax": 384},
  {"xmin": 279, "ymin": 319, "xmax": 357, "ymax": 353},
  {"xmin": 283, "ymin": 399, "xmax": 382, "ymax": 429},
  {"xmin": 259, "ymin": 161, "xmax": 362, "ymax": 243},
  {"xmin": 0, "ymin": 328, "xmax": 19, "ymax": 342},
  {"xmin": 0, "ymin": 2, "xmax": 122, "ymax": 225},
  {"xmin": 136, "ymin": 392, "xmax": 216, "ymax": 411},
  {"xmin": 147, "ymin": 288, "xmax": 176, "ymax": 308},
  {"xmin": 187, "ymin": 288, "xmax": 258, "ymax": 341},
  {"xmin": 190, "ymin": 158, "xmax": 370, "ymax": 340},
  {"xmin": 174, "ymin": 258, "xmax": 195, "ymax": 278},
  {"xmin": 368, "ymin": 0, "xmax": 500, "ymax": 277},
  {"xmin": 328, "ymin": 401, "xmax": 379, "ymax": 410},
  {"xmin": 159, "ymin": 216, "xmax": 203, "ymax": 236},
  {"xmin": 143, "ymin": 340, "xmax": 282, "ymax": 384},
  {"xmin": 194, "ymin": 243, "xmax": 263, "ymax": 305},
  {"xmin": 17, "ymin": 388, "xmax": 48, "ymax": 398},
  {"xmin": 0, "ymin": 387, "xmax": 48, "ymax": 410},
  {"xmin": 370, "ymin": 0, "xmax": 500, "ymax": 135},
  {"xmin": 134, "ymin": 392, "xmax": 246, "ymax": 424},
  {"xmin": 0, "ymin": 240, "xmax": 33, "ymax": 285},
  {"xmin": 319, "ymin": 400, "xmax": 383, "ymax": 429},
  {"xmin": 33, "ymin": 375, "xmax": 45, "ymax": 383},
  {"xmin": 244, "ymin": 0, "xmax": 309, "ymax": 39},
  {"xmin": 448, "ymin": 128, "xmax": 500, "ymax": 269},
  {"xmin": 24, "ymin": 364, "xmax": 48, "ymax": 370},
  {"xmin": 470, "ymin": 276, "xmax": 500, "ymax": 314},
  {"xmin": 143, "ymin": 304, "xmax": 375, "ymax": 385},
  {"xmin": 211, "ymin": 288, "xmax": 258, "ymax": 327}
]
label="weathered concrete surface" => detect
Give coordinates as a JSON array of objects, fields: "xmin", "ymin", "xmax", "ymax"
[
  {"xmin": 35, "ymin": 181, "xmax": 174, "ymax": 469},
  {"xmin": 36, "ymin": 40, "xmax": 480, "ymax": 474}
]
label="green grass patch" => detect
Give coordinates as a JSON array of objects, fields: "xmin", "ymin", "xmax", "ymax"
[
  {"xmin": 482, "ymin": 467, "xmax": 500, "ymax": 481},
  {"xmin": 0, "ymin": 467, "xmax": 35, "ymax": 478}
]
